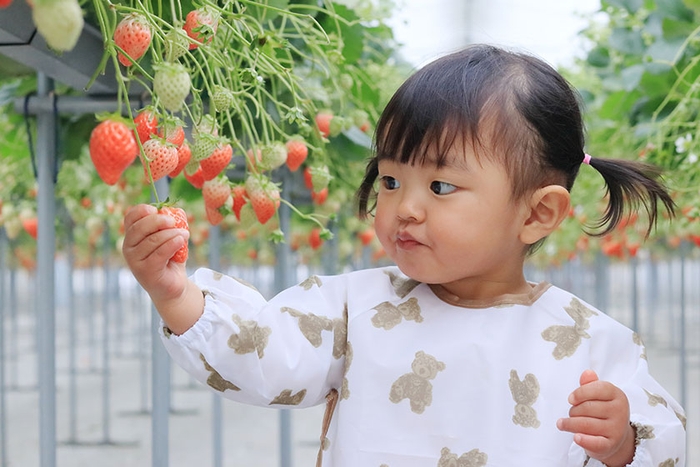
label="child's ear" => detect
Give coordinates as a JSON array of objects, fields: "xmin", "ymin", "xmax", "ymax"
[{"xmin": 519, "ymin": 185, "xmax": 570, "ymax": 245}]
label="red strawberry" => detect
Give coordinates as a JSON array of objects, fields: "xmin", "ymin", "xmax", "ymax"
[
  {"xmin": 134, "ymin": 110, "xmax": 158, "ymax": 144},
  {"xmin": 358, "ymin": 227, "xmax": 375, "ymax": 246},
  {"xmin": 245, "ymin": 176, "xmax": 280, "ymax": 225},
  {"xmin": 157, "ymin": 206, "xmax": 188, "ymax": 263},
  {"xmin": 231, "ymin": 185, "xmax": 247, "ymax": 221},
  {"xmin": 169, "ymin": 141, "xmax": 191, "ymax": 177},
  {"xmin": 21, "ymin": 217, "xmax": 38, "ymax": 240},
  {"xmin": 114, "ymin": 13, "xmax": 152, "ymax": 67},
  {"xmin": 200, "ymin": 143, "xmax": 232, "ymax": 180},
  {"xmin": 153, "ymin": 62, "xmax": 191, "ymax": 112},
  {"xmin": 285, "ymin": 138, "xmax": 307, "ymax": 172},
  {"xmin": 202, "ymin": 177, "xmax": 230, "ymax": 209},
  {"xmin": 303, "ymin": 166, "xmax": 313, "ymax": 190},
  {"xmin": 0, "ymin": 0, "xmax": 13, "ymax": 8},
  {"xmin": 161, "ymin": 124, "xmax": 185, "ymax": 147},
  {"xmin": 184, "ymin": 162, "xmax": 205, "ymax": 189},
  {"xmin": 309, "ymin": 228, "xmax": 323, "ymax": 250},
  {"xmin": 311, "ymin": 187, "xmax": 328, "ymax": 205},
  {"xmin": 205, "ymin": 205, "xmax": 224, "ymax": 226},
  {"xmin": 183, "ymin": 7, "xmax": 219, "ymax": 50},
  {"xmin": 142, "ymin": 139, "xmax": 178, "ymax": 181},
  {"xmin": 89, "ymin": 119, "xmax": 139, "ymax": 185},
  {"xmin": 315, "ymin": 112, "xmax": 333, "ymax": 138}
]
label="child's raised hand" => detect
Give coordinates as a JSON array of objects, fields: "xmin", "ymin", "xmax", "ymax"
[
  {"xmin": 557, "ymin": 369, "xmax": 636, "ymax": 467},
  {"xmin": 122, "ymin": 204, "xmax": 190, "ymax": 305}
]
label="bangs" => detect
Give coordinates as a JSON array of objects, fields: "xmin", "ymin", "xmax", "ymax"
[{"xmin": 373, "ymin": 54, "xmax": 487, "ymax": 167}]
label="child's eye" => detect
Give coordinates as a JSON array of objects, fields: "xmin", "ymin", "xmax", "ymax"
[
  {"xmin": 380, "ymin": 176, "xmax": 400, "ymax": 190},
  {"xmin": 430, "ymin": 181, "xmax": 456, "ymax": 195}
]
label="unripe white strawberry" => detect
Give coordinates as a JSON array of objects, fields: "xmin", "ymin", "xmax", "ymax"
[
  {"xmin": 153, "ymin": 62, "xmax": 191, "ymax": 112},
  {"xmin": 32, "ymin": 0, "xmax": 84, "ymax": 52},
  {"xmin": 258, "ymin": 142, "xmax": 287, "ymax": 171},
  {"xmin": 309, "ymin": 165, "xmax": 332, "ymax": 192},
  {"xmin": 163, "ymin": 28, "xmax": 189, "ymax": 61},
  {"xmin": 211, "ymin": 85, "xmax": 234, "ymax": 112}
]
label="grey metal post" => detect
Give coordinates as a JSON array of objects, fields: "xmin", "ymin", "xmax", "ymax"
[
  {"xmin": 101, "ymin": 224, "xmax": 112, "ymax": 442},
  {"xmin": 66, "ymin": 218, "xmax": 78, "ymax": 442},
  {"xmin": 208, "ymin": 225, "xmax": 224, "ymax": 467},
  {"xmin": 152, "ymin": 178, "xmax": 171, "ymax": 467},
  {"xmin": 679, "ymin": 246, "xmax": 687, "ymax": 410},
  {"xmin": 8, "ymin": 265, "xmax": 18, "ymax": 389},
  {"xmin": 275, "ymin": 170, "xmax": 295, "ymax": 467},
  {"xmin": 630, "ymin": 256, "xmax": 639, "ymax": 333},
  {"xmin": 0, "ymin": 228, "xmax": 7, "ymax": 467},
  {"xmin": 36, "ymin": 72, "xmax": 57, "ymax": 467}
]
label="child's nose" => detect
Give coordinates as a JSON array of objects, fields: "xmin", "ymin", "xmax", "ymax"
[{"xmin": 396, "ymin": 191, "xmax": 425, "ymax": 222}]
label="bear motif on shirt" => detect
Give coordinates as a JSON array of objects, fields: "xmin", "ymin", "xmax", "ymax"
[
  {"xmin": 341, "ymin": 341, "xmax": 353, "ymax": 400},
  {"xmin": 541, "ymin": 297, "xmax": 598, "ymax": 360},
  {"xmin": 632, "ymin": 332, "xmax": 647, "ymax": 360},
  {"xmin": 372, "ymin": 298, "xmax": 423, "ymax": 330},
  {"xmin": 509, "ymin": 369, "xmax": 540, "ymax": 428},
  {"xmin": 270, "ymin": 388, "xmax": 307, "ymax": 406},
  {"xmin": 281, "ymin": 307, "xmax": 333, "ymax": 347},
  {"xmin": 331, "ymin": 304, "xmax": 348, "ymax": 359},
  {"xmin": 643, "ymin": 388, "xmax": 668, "ymax": 408},
  {"xmin": 389, "ymin": 351, "xmax": 445, "ymax": 414},
  {"xmin": 228, "ymin": 314, "xmax": 271, "ymax": 358},
  {"xmin": 385, "ymin": 270, "xmax": 421, "ymax": 298},
  {"xmin": 200, "ymin": 354, "xmax": 240, "ymax": 392},
  {"xmin": 658, "ymin": 459, "xmax": 680, "ymax": 467},
  {"xmin": 299, "ymin": 275, "xmax": 323, "ymax": 290},
  {"xmin": 437, "ymin": 447, "xmax": 488, "ymax": 467}
]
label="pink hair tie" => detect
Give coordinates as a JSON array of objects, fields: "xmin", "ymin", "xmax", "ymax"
[{"xmin": 582, "ymin": 153, "xmax": 592, "ymax": 165}]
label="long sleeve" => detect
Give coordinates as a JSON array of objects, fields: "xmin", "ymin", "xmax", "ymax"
[{"xmin": 160, "ymin": 268, "xmax": 349, "ymax": 409}]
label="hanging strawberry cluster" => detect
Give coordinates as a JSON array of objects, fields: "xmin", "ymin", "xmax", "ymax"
[{"xmin": 82, "ymin": 0, "xmax": 393, "ymax": 246}]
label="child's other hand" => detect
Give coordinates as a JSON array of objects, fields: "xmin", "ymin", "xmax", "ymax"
[
  {"xmin": 557, "ymin": 369, "xmax": 635, "ymax": 467},
  {"xmin": 122, "ymin": 204, "xmax": 190, "ymax": 304}
]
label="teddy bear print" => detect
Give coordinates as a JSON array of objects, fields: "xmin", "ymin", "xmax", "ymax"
[
  {"xmin": 372, "ymin": 298, "xmax": 423, "ymax": 330},
  {"xmin": 541, "ymin": 297, "xmax": 598, "ymax": 360},
  {"xmin": 389, "ymin": 351, "xmax": 445, "ymax": 414},
  {"xmin": 632, "ymin": 332, "xmax": 647, "ymax": 360},
  {"xmin": 281, "ymin": 307, "xmax": 333, "ymax": 348},
  {"xmin": 227, "ymin": 314, "xmax": 272, "ymax": 358},
  {"xmin": 269, "ymin": 388, "xmax": 307, "ymax": 406},
  {"xmin": 385, "ymin": 270, "xmax": 421, "ymax": 298},
  {"xmin": 436, "ymin": 447, "xmax": 488, "ymax": 467},
  {"xmin": 644, "ymin": 388, "xmax": 668, "ymax": 408},
  {"xmin": 658, "ymin": 459, "xmax": 680, "ymax": 467},
  {"xmin": 341, "ymin": 341, "xmax": 353, "ymax": 400},
  {"xmin": 508, "ymin": 369, "xmax": 540, "ymax": 428},
  {"xmin": 299, "ymin": 275, "xmax": 323, "ymax": 290},
  {"xmin": 200, "ymin": 354, "xmax": 240, "ymax": 392}
]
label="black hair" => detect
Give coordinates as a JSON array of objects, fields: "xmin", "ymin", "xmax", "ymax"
[{"xmin": 356, "ymin": 44, "xmax": 674, "ymax": 242}]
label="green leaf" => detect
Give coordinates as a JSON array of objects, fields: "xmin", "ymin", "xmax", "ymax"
[
  {"xmin": 587, "ymin": 46, "xmax": 611, "ymax": 67},
  {"xmin": 604, "ymin": 0, "xmax": 643, "ymax": 12},
  {"xmin": 657, "ymin": 0, "xmax": 694, "ymax": 21},
  {"xmin": 661, "ymin": 17, "xmax": 696, "ymax": 39},
  {"xmin": 608, "ymin": 28, "xmax": 645, "ymax": 55},
  {"xmin": 599, "ymin": 89, "xmax": 643, "ymax": 120},
  {"xmin": 321, "ymin": 4, "xmax": 365, "ymax": 63},
  {"xmin": 246, "ymin": 0, "xmax": 290, "ymax": 22},
  {"xmin": 620, "ymin": 64, "xmax": 645, "ymax": 91},
  {"xmin": 645, "ymin": 37, "xmax": 686, "ymax": 62}
]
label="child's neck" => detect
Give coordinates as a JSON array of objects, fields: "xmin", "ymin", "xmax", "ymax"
[{"xmin": 433, "ymin": 275, "xmax": 532, "ymax": 303}]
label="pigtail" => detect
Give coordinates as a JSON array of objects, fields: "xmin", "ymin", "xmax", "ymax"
[{"xmin": 586, "ymin": 158, "xmax": 675, "ymax": 238}]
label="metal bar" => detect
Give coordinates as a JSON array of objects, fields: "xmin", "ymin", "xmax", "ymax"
[
  {"xmin": 152, "ymin": 178, "xmax": 170, "ymax": 467},
  {"xmin": 15, "ymin": 95, "xmax": 151, "ymax": 117},
  {"xmin": 101, "ymin": 224, "xmax": 112, "ymax": 442},
  {"xmin": 208, "ymin": 225, "xmax": 223, "ymax": 467},
  {"xmin": 36, "ymin": 72, "xmax": 57, "ymax": 467},
  {"xmin": 66, "ymin": 219, "xmax": 78, "ymax": 442},
  {"xmin": 275, "ymin": 169, "xmax": 294, "ymax": 467},
  {"xmin": 0, "ymin": 228, "xmax": 7, "ymax": 467},
  {"xmin": 631, "ymin": 256, "xmax": 639, "ymax": 333},
  {"xmin": 679, "ymin": 247, "xmax": 687, "ymax": 410}
]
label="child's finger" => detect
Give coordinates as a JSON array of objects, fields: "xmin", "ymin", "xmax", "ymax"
[
  {"xmin": 557, "ymin": 415, "xmax": 607, "ymax": 436},
  {"xmin": 579, "ymin": 369, "xmax": 598, "ymax": 386},
  {"xmin": 572, "ymin": 432, "xmax": 614, "ymax": 457}
]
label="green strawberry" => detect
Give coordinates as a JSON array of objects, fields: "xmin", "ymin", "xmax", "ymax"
[
  {"xmin": 258, "ymin": 142, "xmax": 287, "ymax": 171},
  {"xmin": 32, "ymin": 0, "xmax": 84, "ymax": 52},
  {"xmin": 211, "ymin": 85, "xmax": 234, "ymax": 112},
  {"xmin": 153, "ymin": 62, "xmax": 191, "ymax": 112}
]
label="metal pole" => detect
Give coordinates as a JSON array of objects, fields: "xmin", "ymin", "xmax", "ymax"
[
  {"xmin": 0, "ymin": 228, "xmax": 7, "ymax": 467},
  {"xmin": 101, "ymin": 224, "xmax": 112, "ymax": 442},
  {"xmin": 66, "ymin": 218, "xmax": 78, "ymax": 442},
  {"xmin": 679, "ymin": 246, "xmax": 687, "ymax": 410},
  {"xmin": 275, "ymin": 170, "xmax": 295, "ymax": 467},
  {"xmin": 36, "ymin": 72, "xmax": 57, "ymax": 467},
  {"xmin": 208, "ymin": 225, "xmax": 223, "ymax": 467},
  {"xmin": 152, "ymin": 178, "xmax": 171, "ymax": 467},
  {"xmin": 631, "ymin": 256, "xmax": 639, "ymax": 333}
]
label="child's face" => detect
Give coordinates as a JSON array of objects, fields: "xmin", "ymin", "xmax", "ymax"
[{"xmin": 373, "ymin": 141, "xmax": 533, "ymax": 300}]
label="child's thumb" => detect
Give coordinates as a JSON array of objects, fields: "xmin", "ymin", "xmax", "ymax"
[{"xmin": 579, "ymin": 369, "xmax": 598, "ymax": 386}]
